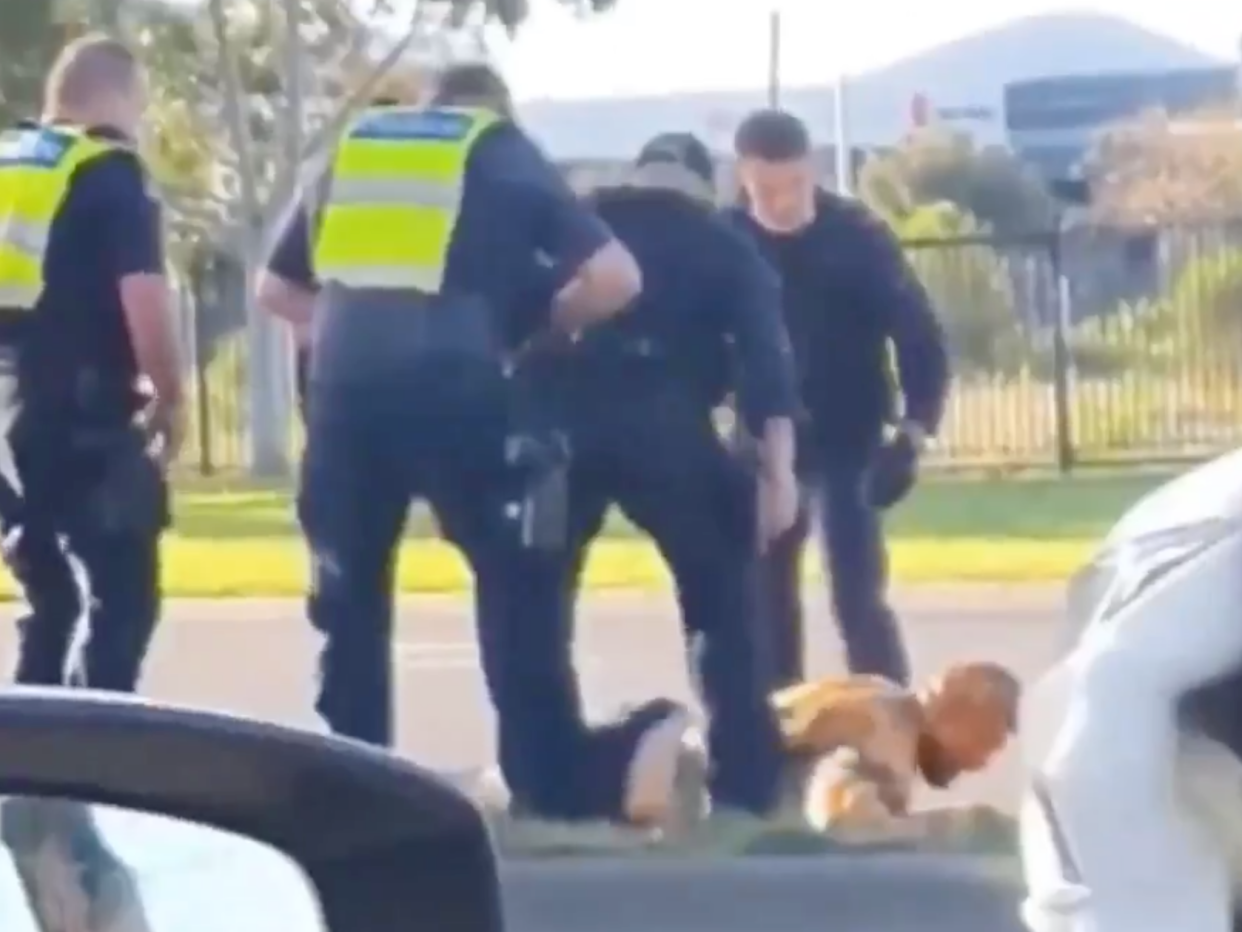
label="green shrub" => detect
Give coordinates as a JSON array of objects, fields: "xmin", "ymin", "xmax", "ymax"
[
  {"xmin": 1160, "ymin": 248, "xmax": 1242, "ymax": 364},
  {"xmin": 899, "ymin": 203, "xmax": 1025, "ymax": 374}
]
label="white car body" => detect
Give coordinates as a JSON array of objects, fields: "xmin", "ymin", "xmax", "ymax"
[{"xmin": 1020, "ymin": 451, "xmax": 1242, "ymax": 932}]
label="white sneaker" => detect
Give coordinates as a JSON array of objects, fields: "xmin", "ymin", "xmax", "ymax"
[
  {"xmin": 664, "ymin": 729, "xmax": 710, "ymax": 838},
  {"xmin": 622, "ymin": 706, "xmax": 696, "ymax": 829}
]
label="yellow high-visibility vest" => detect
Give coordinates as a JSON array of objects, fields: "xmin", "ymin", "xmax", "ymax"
[
  {"xmin": 0, "ymin": 125, "xmax": 120, "ymax": 311},
  {"xmin": 313, "ymin": 106, "xmax": 499, "ymax": 293}
]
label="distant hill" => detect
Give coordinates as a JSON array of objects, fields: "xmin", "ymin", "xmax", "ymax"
[{"xmin": 518, "ymin": 12, "xmax": 1223, "ymax": 159}]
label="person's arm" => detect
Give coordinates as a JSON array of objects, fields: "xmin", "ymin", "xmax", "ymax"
[
  {"xmin": 719, "ymin": 228, "xmax": 800, "ymax": 478},
  {"xmin": 851, "ymin": 204, "xmax": 950, "ymax": 439},
  {"xmin": 94, "ymin": 153, "xmax": 182, "ymax": 413},
  {"xmin": 255, "ymin": 198, "xmax": 318, "ymax": 342},
  {"xmin": 549, "ymin": 246, "xmax": 639, "ymax": 331},
  {"xmin": 485, "ymin": 126, "xmax": 641, "ymax": 331}
]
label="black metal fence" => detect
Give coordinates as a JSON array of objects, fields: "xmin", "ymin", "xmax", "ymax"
[
  {"xmin": 906, "ymin": 220, "xmax": 1242, "ymax": 470},
  {"xmin": 181, "ymin": 219, "xmax": 1242, "ymax": 476}
]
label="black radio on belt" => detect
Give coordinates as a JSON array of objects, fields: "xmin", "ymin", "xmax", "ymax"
[{"xmin": 505, "ymin": 340, "xmax": 574, "ymax": 552}]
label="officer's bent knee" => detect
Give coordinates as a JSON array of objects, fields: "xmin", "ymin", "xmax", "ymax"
[
  {"xmin": 1036, "ymin": 649, "xmax": 1180, "ymax": 801},
  {"xmin": 1073, "ymin": 639, "xmax": 1181, "ymax": 710}
]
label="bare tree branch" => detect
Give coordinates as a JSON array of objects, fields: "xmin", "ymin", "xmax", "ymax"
[
  {"xmin": 246, "ymin": 4, "xmax": 427, "ymax": 250},
  {"xmin": 170, "ymin": 0, "xmax": 434, "ymax": 260},
  {"xmin": 277, "ymin": 0, "xmax": 305, "ymax": 177},
  {"xmin": 207, "ymin": 0, "xmax": 261, "ymax": 249}
]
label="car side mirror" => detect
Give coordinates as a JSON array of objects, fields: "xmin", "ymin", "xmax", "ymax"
[{"xmin": 0, "ymin": 688, "xmax": 504, "ymax": 932}]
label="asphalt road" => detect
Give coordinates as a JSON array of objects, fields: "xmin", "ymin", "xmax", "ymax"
[
  {"xmin": 0, "ymin": 587, "xmax": 1064, "ymax": 932},
  {"xmin": 500, "ymin": 856, "xmax": 1029, "ymax": 932}
]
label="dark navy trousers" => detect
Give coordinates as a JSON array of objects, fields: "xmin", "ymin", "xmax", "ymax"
[
  {"xmin": 3, "ymin": 401, "xmax": 162, "ymax": 692},
  {"xmin": 474, "ymin": 378, "xmax": 785, "ymax": 819},
  {"xmin": 11, "ymin": 525, "xmax": 161, "ymax": 691},
  {"xmin": 298, "ymin": 363, "xmax": 520, "ymax": 748},
  {"xmin": 758, "ymin": 460, "xmax": 910, "ymax": 689}
]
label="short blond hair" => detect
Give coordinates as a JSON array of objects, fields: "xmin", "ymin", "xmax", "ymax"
[
  {"xmin": 430, "ymin": 63, "xmax": 512, "ymax": 115},
  {"xmin": 43, "ymin": 33, "xmax": 140, "ymax": 115}
]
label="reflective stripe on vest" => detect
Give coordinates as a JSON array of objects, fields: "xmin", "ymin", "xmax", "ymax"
[
  {"xmin": 312, "ymin": 106, "xmax": 499, "ymax": 293},
  {"xmin": 0, "ymin": 126, "xmax": 119, "ymax": 311}
]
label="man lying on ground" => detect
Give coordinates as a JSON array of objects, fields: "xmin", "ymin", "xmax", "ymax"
[{"xmin": 774, "ymin": 661, "xmax": 1020, "ymax": 838}]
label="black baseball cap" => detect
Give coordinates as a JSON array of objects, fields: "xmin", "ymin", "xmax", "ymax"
[{"xmin": 635, "ymin": 132, "xmax": 716, "ymax": 186}]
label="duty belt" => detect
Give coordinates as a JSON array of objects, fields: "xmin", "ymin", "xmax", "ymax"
[
  {"xmin": 596, "ymin": 336, "xmax": 665, "ymax": 359},
  {"xmin": 312, "ymin": 287, "xmax": 500, "ymax": 386}
]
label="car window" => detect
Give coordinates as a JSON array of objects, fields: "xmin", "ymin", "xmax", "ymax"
[{"xmin": 0, "ymin": 797, "xmax": 322, "ymax": 932}]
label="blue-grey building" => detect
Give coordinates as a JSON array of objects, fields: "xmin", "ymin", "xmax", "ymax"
[{"xmin": 1005, "ymin": 66, "xmax": 1238, "ymax": 178}]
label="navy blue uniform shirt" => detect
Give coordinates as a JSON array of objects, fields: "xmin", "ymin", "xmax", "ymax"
[
  {"xmin": 580, "ymin": 184, "xmax": 798, "ymax": 431},
  {"xmin": 725, "ymin": 191, "xmax": 949, "ymax": 457},
  {"xmin": 5, "ymin": 122, "xmax": 162, "ymax": 407},
  {"xmin": 267, "ymin": 116, "xmax": 611, "ymax": 348}
]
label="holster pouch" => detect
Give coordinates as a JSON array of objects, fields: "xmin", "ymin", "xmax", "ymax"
[
  {"xmin": 505, "ymin": 342, "xmax": 576, "ymax": 551},
  {"xmin": 505, "ymin": 431, "xmax": 571, "ymax": 552}
]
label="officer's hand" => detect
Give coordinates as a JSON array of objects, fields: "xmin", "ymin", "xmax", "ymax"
[
  {"xmin": 149, "ymin": 402, "xmax": 186, "ymax": 468},
  {"xmin": 757, "ymin": 466, "xmax": 799, "ymax": 549},
  {"xmin": 868, "ymin": 422, "xmax": 925, "ymax": 510}
]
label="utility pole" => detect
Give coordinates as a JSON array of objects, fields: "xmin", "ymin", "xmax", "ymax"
[
  {"xmin": 766, "ymin": 8, "xmax": 782, "ymax": 107},
  {"xmin": 1237, "ymin": 34, "xmax": 1242, "ymax": 112},
  {"xmin": 834, "ymin": 73, "xmax": 852, "ymax": 195}
]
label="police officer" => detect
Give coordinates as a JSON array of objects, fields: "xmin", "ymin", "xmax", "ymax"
[
  {"xmin": 290, "ymin": 94, "xmax": 407, "ymax": 422},
  {"xmin": 727, "ymin": 109, "xmax": 949, "ymax": 690},
  {"xmin": 0, "ymin": 35, "xmax": 180, "ymax": 692},
  {"xmin": 257, "ymin": 62, "xmax": 641, "ymax": 749},
  {"xmin": 491, "ymin": 134, "xmax": 801, "ymax": 828}
]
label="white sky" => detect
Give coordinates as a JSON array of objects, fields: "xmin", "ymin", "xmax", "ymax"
[{"xmin": 483, "ymin": 0, "xmax": 1240, "ymax": 99}]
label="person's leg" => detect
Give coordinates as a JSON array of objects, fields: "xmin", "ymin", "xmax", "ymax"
[
  {"xmin": 817, "ymin": 465, "xmax": 910, "ymax": 685},
  {"xmin": 5, "ymin": 421, "xmax": 86, "ymax": 686},
  {"xmin": 298, "ymin": 396, "xmax": 408, "ymax": 748},
  {"xmin": 69, "ymin": 527, "xmax": 161, "ymax": 692},
  {"xmin": 1023, "ymin": 663, "xmax": 1232, "ymax": 932},
  {"xmin": 544, "ymin": 471, "xmax": 694, "ymax": 826},
  {"xmin": 620, "ymin": 426, "xmax": 783, "ymax": 817},
  {"xmin": 9, "ymin": 530, "xmax": 84, "ymax": 686},
  {"xmin": 437, "ymin": 456, "xmax": 629, "ymax": 820},
  {"xmin": 1, "ymin": 797, "xmax": 149, "ymax": 932},
  {"xmin": 755, "ymin": 501, "xmax": 811, "ymax": 691},
  {"xmin": 1021, "ymin": 542, "xmax": 1242, "ymax": 932}
]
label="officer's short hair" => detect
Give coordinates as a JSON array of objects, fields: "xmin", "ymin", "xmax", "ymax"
[
  {"xmin": 429, "ymin": 63, "xmax": 513, "ymax": 116},
  {"xmin": 44, "ymin": 33, "xmax": 140, "ymax": 113},
  {"xmin": 366, "ymin": 71, "xmax": 417, "ymax": 108},
  {"xmin": 734, "ymin": 109, "xmax": 811, "ymax": 162}
]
